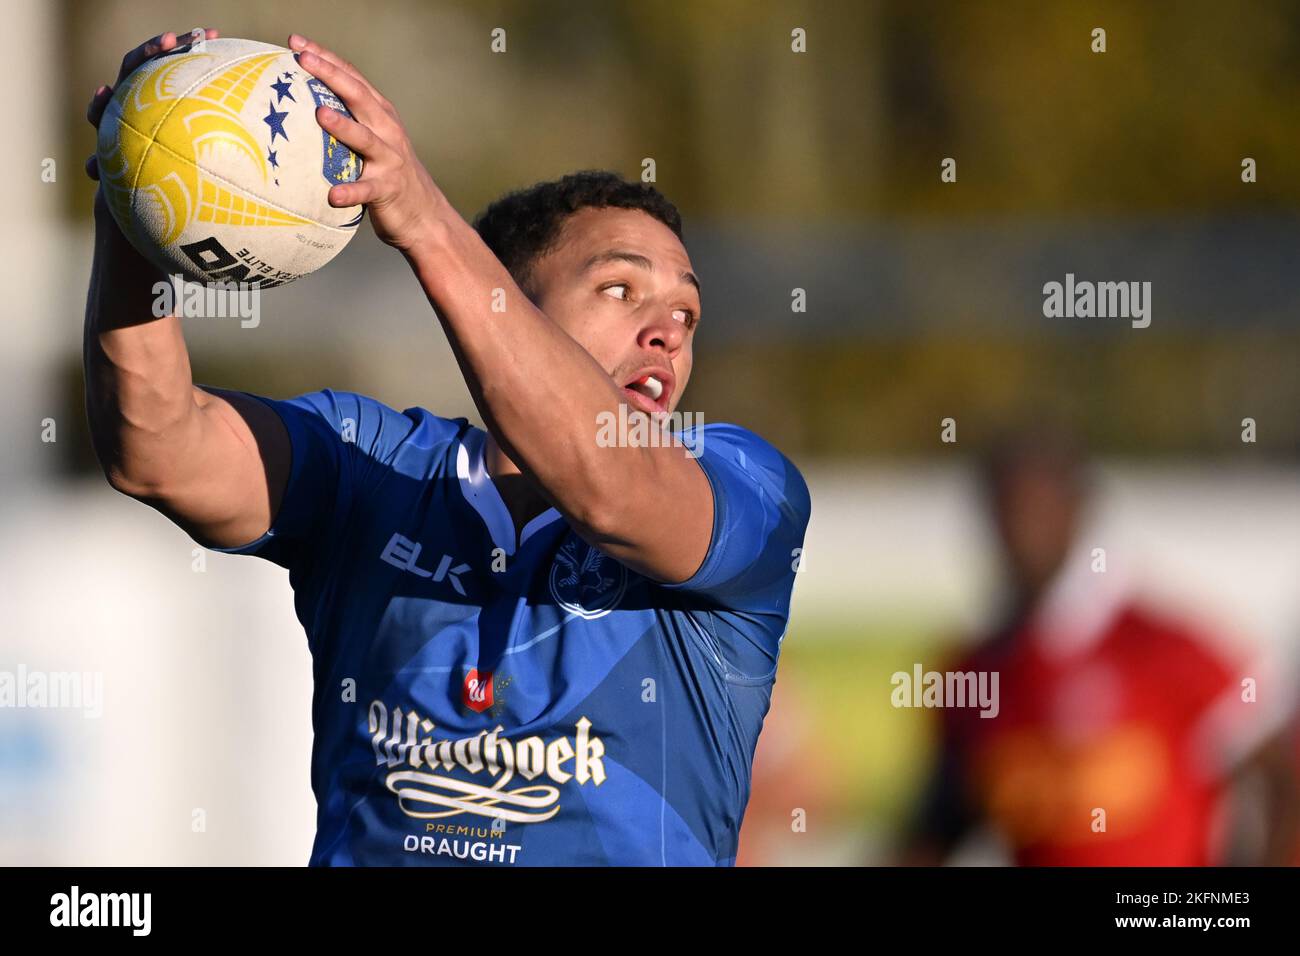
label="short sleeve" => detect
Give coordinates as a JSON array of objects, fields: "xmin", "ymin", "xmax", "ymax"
[
  {"xmin": 663, "ymin": 423, "xmax": 811, "ymax": 679},
  {"xmin": 208, "ymin": 388, "xmax": 420, "ymax": 570}
]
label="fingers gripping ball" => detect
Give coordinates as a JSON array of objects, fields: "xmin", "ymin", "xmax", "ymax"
[{"xmin": 96, "ymin": 36, "xmax": 364, "ymax": 287}]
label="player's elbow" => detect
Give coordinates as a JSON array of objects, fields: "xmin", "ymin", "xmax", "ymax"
[
  {"xmin": 564, "ymin": 481, "xmax": 638, "ymax": 549},
  {"xmin": 95, "ymin": 437, "xmax": 179, "ymax": 502},
  {"xmin": 101, "ymin": 462, "xmax": 163, "ymax": 502},
  {"xmin": 88, "ymin": 427, "xmax": 141, "ymax": 499},
  {"xmin": 91, "ymin": 391, "xmax": 205, "ymax": 501},
  {"xmin": 88, "ymin": 424, "xmax": 154, "ymax": 500},
  {"xmin": 567, "ymin": 499, "xmax": 621, "ymax": 547}
]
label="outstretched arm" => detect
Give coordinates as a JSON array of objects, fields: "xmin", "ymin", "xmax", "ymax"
[
  {"xmin": 290, "ymin": 35, "xmax": 713, "ymax": 583},
  {"xmin": 83, "ymin": 29, "xmax": 291, "ymax": 550}
]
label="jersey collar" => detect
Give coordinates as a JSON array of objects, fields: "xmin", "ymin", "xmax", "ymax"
[{"xmin": 456, "ymin": 427, "xmax": 561, "ymax": 557}]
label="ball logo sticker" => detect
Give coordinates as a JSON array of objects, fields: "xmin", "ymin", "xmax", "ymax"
[
  {"xmin": 463, "ymin": 669, "xmax": 493, "ymax": 712},
  {"xmin": 306, "ymin": 78, "xmax": 364, "ymax": 184}
]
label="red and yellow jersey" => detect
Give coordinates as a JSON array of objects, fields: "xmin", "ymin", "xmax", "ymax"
[{"xmin": 945, "ymin": 604, "xmax": 1238, "ymax": 866}]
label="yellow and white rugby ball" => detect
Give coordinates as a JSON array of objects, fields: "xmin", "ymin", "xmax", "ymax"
[{"xmin": 97, "ymin": 36, "xmax": 364, "ymax": 287}]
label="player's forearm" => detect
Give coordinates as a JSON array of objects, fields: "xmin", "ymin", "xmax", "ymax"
[
  {"xmin": 83, "ymin": 207, "xmax": 204, "ymax": 494},
  {"xmin": 404, "ymin": 206, "xmax": 654, "ymax": 531}
]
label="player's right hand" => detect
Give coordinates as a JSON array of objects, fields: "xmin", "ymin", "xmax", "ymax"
[{"xmin": 84, "ymin": 28, "xmax": 220, "ymax": 181}]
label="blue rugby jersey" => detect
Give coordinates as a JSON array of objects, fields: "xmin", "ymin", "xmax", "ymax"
[{"xmin": 213, "ymin": 389, "xmax": 810, "ymax": 866}]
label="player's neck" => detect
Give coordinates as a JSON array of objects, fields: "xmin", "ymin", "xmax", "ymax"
[{"xmin": 483, "ymin": 432, "xmax": 554, "ymax": 538}]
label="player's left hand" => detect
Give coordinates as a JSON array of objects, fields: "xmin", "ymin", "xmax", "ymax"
[{"xmin": 288, "ymin": 34, "xmax": 446, "ymax": 254}]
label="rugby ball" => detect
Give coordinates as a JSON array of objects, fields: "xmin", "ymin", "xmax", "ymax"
[{"xmin": 96, "ymin": 36, "xmax": 364, "ymax": 288}]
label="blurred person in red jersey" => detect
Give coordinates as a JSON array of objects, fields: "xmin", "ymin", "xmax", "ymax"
[{"xmin": 902, "ymin": 428, "xmax": 1298, "ymax": 866}]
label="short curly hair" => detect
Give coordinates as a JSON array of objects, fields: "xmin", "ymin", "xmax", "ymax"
[{"xmin": 471, "ymin": 170, "xmax": 684, "ymax": 300}]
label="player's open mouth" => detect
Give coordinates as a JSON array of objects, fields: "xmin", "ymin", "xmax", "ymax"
[{"xmin": 620, "ymin": 369, "xmax": 673, "ymax": 415}]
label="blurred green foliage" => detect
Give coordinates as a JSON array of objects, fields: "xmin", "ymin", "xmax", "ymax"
[
  {"xmin": 62, "ymin": 0, "xmax": 1300, "ymax": 221},
  {"xmin": 685, "ymin": 332, "xmax": 1300, "ymax": 458},
  {"xmin": 61, "ymin": 1, "xmax": 1300, "ymax": 462}
]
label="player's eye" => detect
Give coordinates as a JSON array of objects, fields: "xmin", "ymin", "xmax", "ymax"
[
  {"xmin": 673, "ymin": 308, "xmax": 698, "ymax": 330},
  {"xmin": 602, "ymin": 283, "xmax": 630, "ymax": 301}
]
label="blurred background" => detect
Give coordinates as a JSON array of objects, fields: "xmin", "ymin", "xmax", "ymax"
[{"xmin": 3, "ymin": 0, "xmax": 1298, "ymax": 864}]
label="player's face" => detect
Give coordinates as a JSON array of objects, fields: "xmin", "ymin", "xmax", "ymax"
[
  {"xmin": 527, "ymin": 207, "xmax": 701, "ymax": 417},
  {"xmin": 992, "ymin": 463, "xmax": 1081, "ymax": 597}
]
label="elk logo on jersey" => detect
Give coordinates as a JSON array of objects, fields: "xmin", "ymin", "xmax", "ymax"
[{"xmin": 549, "ymin": 536, "xmax": 627, "ymax": 620}]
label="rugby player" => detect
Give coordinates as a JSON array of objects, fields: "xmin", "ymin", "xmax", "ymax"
[{"xmin": 83, "ymin": 29, "xmax": 810, "ymax": 866}]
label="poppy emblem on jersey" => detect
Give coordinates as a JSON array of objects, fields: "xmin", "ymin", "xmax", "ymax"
[
  {"xmin": 549, "ymin": 536, "xmax": 627, "ymax": 620},
  {"xmin": 463, "ymin": 669, "xmax": 493, "ymax": 712}
]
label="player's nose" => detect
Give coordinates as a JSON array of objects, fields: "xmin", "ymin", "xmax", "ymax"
[{"xmin": 636, "ymin": 306, "xmax": 686, "ymax": 353}]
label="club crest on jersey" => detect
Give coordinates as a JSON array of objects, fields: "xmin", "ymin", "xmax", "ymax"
[
  {"xmin": 462, "ymin": 669, "xmax": 493, "ymax": 713},
  {"xmin": 548, "ymin": 536, "xmax": 627, "ymax": 620}
]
